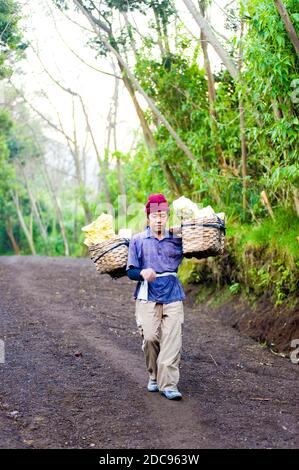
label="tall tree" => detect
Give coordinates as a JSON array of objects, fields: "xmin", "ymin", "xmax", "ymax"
[
  {"xmin": 0, "ymin": 0, "xmax": 27, "ymax": 78},
  {"xmin": 56, "ymin": 0, "xmax": 199, "ymax": 167},
  {"xmin": 182, "ymin": 0, "xmax": 239, "ymax": 79},
  {"xmin": 274, "ymin": 0, "xmax": 299, "ymax": 57},
  {"xmin": 199, "ymin": 0, "xmax": 226, "ymax": 169},
  {"xmin": 238, "ymin": 14, "xmax": 247, "ymax": 210}
]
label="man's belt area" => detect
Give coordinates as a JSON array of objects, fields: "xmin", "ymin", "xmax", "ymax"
[{"xmin": 137, "ymin": 272, "xmax": 178, "ymax": 301}]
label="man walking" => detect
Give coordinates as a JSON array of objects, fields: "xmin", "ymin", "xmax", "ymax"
[{"xmin": 126, "ymin": 194, "xmax": 185, "ymax": 400}]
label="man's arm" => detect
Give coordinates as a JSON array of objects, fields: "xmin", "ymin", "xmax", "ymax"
[
  {"xmin": 127, "ymin": 267, "xmax": 143, "ymax": 281},
  {"xmin": 126, "ymin": 236, "xmax": 156, "ymax": 282},
  {"xmin": 127, "ymin": 267, "xmax": 157, "ymax": 282}
]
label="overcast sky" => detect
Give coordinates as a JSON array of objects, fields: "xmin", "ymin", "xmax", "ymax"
[{"xmin": 14, "ymin": 0, "xmax": 234, "ymax": 187}]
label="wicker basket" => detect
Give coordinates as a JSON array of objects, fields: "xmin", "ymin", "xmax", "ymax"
[
  {"xmin": 181, "ymin": 215, "xmax": 226, "ymax": 259},
  {"xmin": 88, "ymin": 237, "xmax": 129, "ymax": 279}
]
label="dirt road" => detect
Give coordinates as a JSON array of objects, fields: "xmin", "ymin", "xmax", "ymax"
[{"xmin": 0, "ymin": 256, "xmax": 298, "ymax": 449}]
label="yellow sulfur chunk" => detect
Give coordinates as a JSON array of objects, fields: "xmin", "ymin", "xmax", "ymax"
[{"xmin": 81, "ymin": 213, "xmax": 116, "ymax": 246}]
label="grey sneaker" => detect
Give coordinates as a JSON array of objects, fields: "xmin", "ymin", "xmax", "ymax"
[
  {"xmin": 147, "ymin": 379, "xmax": 159, "ymax": 392},
  {"xmin": 160, "ymin": 389, "xmax": 182, "ymax": 400}
]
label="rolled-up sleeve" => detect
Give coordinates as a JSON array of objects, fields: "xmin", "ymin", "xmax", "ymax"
[{"xmin": 126, "ymin": 237, "xmax": 141, "ymax": 270}]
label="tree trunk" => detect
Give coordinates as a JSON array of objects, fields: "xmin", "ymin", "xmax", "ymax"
[
  {"xmin": 41, "ymin": 161, "xmax": 70, "ymax": 256},
  {"xmin": 182, "ymin": 0, "xmax": 239, "ymax": 79},
  {"xmin": 116, "ymin": 157, "xmax": 126, "ymax": 196},
  {"xmin": 271, "ymin": 98, "xmax": 283, "ymax": 120},
  {"xmin": 73, "ymin": 192, "xmax": 78, "ymax": 246},
  {"xmin": 153, "ymin": 8, "xmax": 166, "ymax": 57},
  {"xmin": 274, "ymin": 0, "xmax": 299, "ymax": 57},
  {"xmin": 17, "ymin": 162, "xmax": 49, "ymax": 245},
  {"xmin": 161, "ymin": 17, "xmax": 171, "ymax": 55},
  {"xmin": 239, "ymin": 101, "xmax": 247, "ymax": 210},
  {"xmin": 200, "ymin": 28, "xmax": 226, "ymax": 169},
  {"xmin": 238, "ymin": 19, "xmax": 248, "ymax": 211},
  {"xmin": 12, "ymin": 191, "xmax": 36, "ymax": 255},
  {"xmin": 12, "ymin": 80, "xmax": 92, "ymax": 225},
  {"xmin": 69, "ymin": 102, "xmax": 93, "ymax": 223},
  {"xmin": 5, "ymin": 216, "xmax": 20, "ymax": 254},
  {"xmin": 100, "ymin": 154, "xmax": 114, "ymax": 214},
  {"xmin": 111, "ymin": 72, "xmax": 127, "ymax": 200},
  {"xmin": 119, "ymin": 63, "xmax": 180, "ymax": 196},
  {"xmin": 293, "ymin": 188, "xmax": 299, "ymax": 217},
  {"xmin": 120, "ymin": 66, "xmax": 157, "ymax": 150},
  {"xmin": 78, "ymin": 95, "xmax": 113, "ymax": 211},
  {"xmin": 73, "ymin": 0, "xmax": 199, "ymax": 166}
]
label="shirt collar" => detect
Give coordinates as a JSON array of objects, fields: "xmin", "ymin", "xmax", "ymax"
[{"xmin": 146, "ymin": 226, "xmax": 171, "ymax": 239}]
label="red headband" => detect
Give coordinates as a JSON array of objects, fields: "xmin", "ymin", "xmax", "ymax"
[{"xmin": 145, "ymin": 193, "xmax": 170, "ymax": 215}]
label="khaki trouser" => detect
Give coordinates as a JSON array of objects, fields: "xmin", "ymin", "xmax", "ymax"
[{"xmin": 135, "ymin": 300, "xmax": 184, "ymax": 392}]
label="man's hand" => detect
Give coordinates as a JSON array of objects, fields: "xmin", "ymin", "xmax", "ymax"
[{"xmin": 140, "ymin": 268, "xmax": 157, "ymax": 282}]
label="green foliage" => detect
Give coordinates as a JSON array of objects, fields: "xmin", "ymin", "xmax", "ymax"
[
  {"xmin": 103, "ymin": 143, "xmax": 169, "ymax": 233},
  {"xmin": 229, "ymin": 282, "xmax": 241, "ymax": 295},
  {"xmin": 106, "ymin": 0, "xmax": 175, "ymax": 23},
  {"xmin": 182, "ymin": 209, "xmax": 299, "ymax": 306},
  {"xmin": 240, "ymin": 0, "xmax": 299, "ymax": 177},
  {"xmin": 90, "ymin": 0, "xmax": 298, "ymax": 308},
  {"xmin": 0, "ymin": 110, "xmax": 15, "ymax": 201},
  {"xmin": 0, "ymin": 0, "xmax": 27, "ymax": 77},
  {"xmin": 1, "ymin": 0, "xmax": 298, "ymax": 311}
]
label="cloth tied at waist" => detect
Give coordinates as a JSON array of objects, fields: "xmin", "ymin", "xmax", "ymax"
[{"xmin": 137, "ymin": 272, "xmax": 178, "ymax": 301}]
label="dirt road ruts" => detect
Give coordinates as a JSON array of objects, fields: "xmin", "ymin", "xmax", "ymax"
[{"xmin": 0, "ymin": 256, "xmax": 298, "ymax": 449}]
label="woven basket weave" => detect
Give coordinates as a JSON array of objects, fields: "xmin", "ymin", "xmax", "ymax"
[
  {"xmin": 181, "ymin": 215, "xmax": 225, "ymax": 259},
  {"xmin": 88, "ymin": 237, "xmax": 129, "ymax": 278}
]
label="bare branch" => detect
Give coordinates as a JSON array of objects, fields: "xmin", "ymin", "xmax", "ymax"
[
  {"xmin": 47, "ymin": 0, "xmax": 122, "ymax": 79},
  {"xmin": 73, "ymin": 0, "xmax": 199, "ymax": 165},
  {"xmin": 182, "ymin": 0, "xmax": 239, "ymax": 79},
  {"xmin": 9, "ymin": 80, "xmax": 75, "ymax": 145}
]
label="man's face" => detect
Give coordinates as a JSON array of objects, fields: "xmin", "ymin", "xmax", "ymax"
[{"xmin": 148, "ymin": 210, "xmax": 169, "ymax": 234}]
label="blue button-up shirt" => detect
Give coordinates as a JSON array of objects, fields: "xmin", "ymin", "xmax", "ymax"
[{"xmin": 126, "ymin": 226, "xmax": 185, "ymax": 304}]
